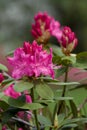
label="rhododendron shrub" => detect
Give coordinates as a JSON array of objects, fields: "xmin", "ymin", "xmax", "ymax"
[{"xmin": 0, "ymin": 11, "xmax": 87, "ymax": 130}]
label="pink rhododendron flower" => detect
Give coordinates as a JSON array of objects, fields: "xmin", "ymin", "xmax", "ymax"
[
  {"xmin": 0, "ymin": 73, "xmax": 4, "ymax": 83},
  {"xmin": 8, "ymin": 40, "xmax": 54, "ymax": 79},
  {"xmin": 4, "ymin": 84, "xmax": 21, "ymax": 99},
  {"xmin": 31, "ymin": 12, "xmax": 61, "ymax": 43},
  {"xmin": 50, "ymin": 19, "xmax": 62, "ymax": 41},
  {"xmin": 59, "ymin": 26, "xmax": 78, "ymax": 55},
  {"xmin": 4, "ymin": 85, "xmax": 32, "ymax": 102}
]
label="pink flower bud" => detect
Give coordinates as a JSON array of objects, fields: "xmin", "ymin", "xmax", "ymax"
[
  {"xmin": 31, "ymin": 12, "xmax": 53, "ymax": 43},
  {"xmin": 0, "ymin": 73, "xmax": 4, "ymax": 83},
  {"xmin": 59, "ymin": 26, "xmax": 78, "ymax": 55}
]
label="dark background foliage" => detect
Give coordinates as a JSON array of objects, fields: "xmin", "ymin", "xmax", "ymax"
[{"xmin": 0, "ymin": 0, "xmax": 87, "ymax": 53}]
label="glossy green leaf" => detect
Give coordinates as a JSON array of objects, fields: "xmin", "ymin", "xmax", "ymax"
[
  {"xmin": 36, "ymin": 83, "xmax": 54, "ymax": 99},
  {"xmin": 0, "ymin": 63, "xmax": 8, "ymax": 71},
  {"xmin": 14, "ymin": 80, "xmax": 33, "ymax": 92},
  {"xmin": 75, "ymin": 52, "xmax": 87, "ymax": 69}
]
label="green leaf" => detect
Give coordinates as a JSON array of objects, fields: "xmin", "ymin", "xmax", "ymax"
[
  {"xmin": 0, "ymin": 92, "xmax": 4, "ymax": 98},
  {"xmin": 48, "ymin": 82, "xmax": 80, "ymax": 86},
  {"xmin": 53, "ymin": 55, "xmax": 62, "ymax": 64},
  {"xmin": 38, "ymin": 77, "xmax": 59, "ymax": 82},
  {"xmin": 38, "ymin": 115, "xmax": 51, "ymax": 126},
  {"xmin": 0, "ymin": 100, "xmax": 9, "ymax": 110},
  {"xmin": 1, "ymin": 94, "xmax": 44, "ymax": 110},
  {"xmin": 58, "ymin": 114, "xmax": 65, "ymax": 127},
  {"xmin": 67, "ymin": 87, "xmax": 87, "ymax": 115},
  {"xmin": 62, "ymin": 123, "xmax": 78, "ymax": 128},
  {"xmin": 1, "ymin": 79, "xmax": 14, "ymax": 91},
  {"xmin": 54, "ymin": 97, "xmax": 73, "ymax": 101},
  {"xmin": 49, "ymin": 44, "xmax": 64, "ymax": 56},
  {"xmin": 75, "ymin": 52, "xmax": 87, "ymax": 69},
  {"xmin": 69, "ymin": 100, "xmax": 78, "ymax": 118},
  {"xmin": 61, "ymin": 55, "xmax": 76, "ymax": 65},
  {"xmin": 36, "ymin": 83, "xmax": 54, "ymax": 99},
  {"xmin": 14, "ymin": 80, "xmax": 33, "ymax": 92},
  {"xmin": 7, "ymin": 97, "xmax": 44, "ymax": 110},
  {"xmin": 2, "ymin": 78, "xmax": 14, "ymax": 86},
  {"xmin": 0, "ymin": 63, "xmax": 8, "ymax": 71}
]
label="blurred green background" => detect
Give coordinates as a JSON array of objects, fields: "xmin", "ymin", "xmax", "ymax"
[{"xmin": 0, "ymin": 0, "xmax": 87, "ymax": 54}]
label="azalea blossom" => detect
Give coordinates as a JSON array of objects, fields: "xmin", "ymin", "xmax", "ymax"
[
  {"xmin": 8, "ymin": 40, "xmax": 54, "ymax": 79},
  {"xmin": 59, "ymin": 26, "xmax": 78, "ymax": 55},
  {"xmin": 31, "ymin": 12, "xmax": 61, "ymax": 43}
]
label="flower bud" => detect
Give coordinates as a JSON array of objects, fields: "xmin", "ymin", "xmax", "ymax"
[
  {"xmin": 31, "ymin": 12, "xmax": 52, "ymax": 44},
  {"xmin": 0, "ymin": 73, "xmax": 4, "ymax": 83},
  {"xmin": 59, "ymin": 26, "xmax": 78, "ymax": 55}
]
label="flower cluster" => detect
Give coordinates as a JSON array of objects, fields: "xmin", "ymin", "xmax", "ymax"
[
  {"xmin": 31, "ymin": 12, "xmax": 62, "ymax": 44},
  {"xmin": 8, "ymin": 40, "xmax": 54, "ymax": 79},
  {"xmin": 31, "ymin": 12, "xmax": 78, "ymax": 55}
]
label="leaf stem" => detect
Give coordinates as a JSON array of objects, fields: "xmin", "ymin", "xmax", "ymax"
[
  {"xmin": 58, "ymin": 66, "xmax": 69, "ymax": 114},
  {"xmin": 31, "ymin": 84, "xmax": 40, "ymax": 130},
  {"xmin": 62, "ymin": 67, "xmax": 69, "ymax": 97}
]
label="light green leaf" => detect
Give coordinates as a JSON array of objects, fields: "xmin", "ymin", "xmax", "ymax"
[
  {"xmin": 54, "ymin": 97, "xmax": 73, "ymax": 100},
  {"xmin": 48, "ymin": 82, "xmax": 80, "ymax": 86},
  {"xmin": 0, "ymin": 63, "xmax": 8, "ymax": 71},
  {"xmin": 36, "ymin": 83, "xmax": 54, "ymax": 99},
  {"xmin": 62, "ymin": 55, "xmax": 76, "ymax": 65},
  {"xmin": 75, "ymin": 52, "xmax": 87, "ymax": 69},
  {"xmin": 38, "ymin": 115, "xmax": 51, "ymax": 126},
  {"xmin": 0, "ymin": 92, "xmax": 4, "ymax": 98},
  {"xmin": 62, "ymin": 123, "xmax": 78, "ymax": 128},
  {"xmin": 14, "ymin": 80, "xmax": 33, "ymax": 92}
]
